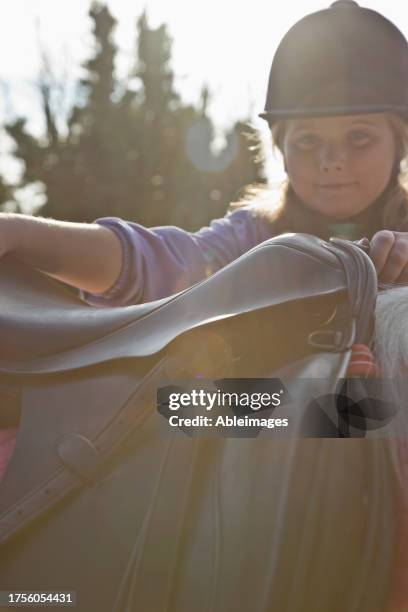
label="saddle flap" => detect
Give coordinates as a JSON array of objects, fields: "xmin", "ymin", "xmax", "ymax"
[{"xmin": 0, "ymin": 234, "xmax": 355, "ymax": 374}]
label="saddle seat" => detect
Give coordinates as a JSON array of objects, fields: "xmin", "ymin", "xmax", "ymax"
[{"xmin": 0, "ymin": 234, "xmax": 373, "ymax": 374}]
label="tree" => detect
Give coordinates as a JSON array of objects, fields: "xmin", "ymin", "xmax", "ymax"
[
  {"xmin": 5, "ymin": 3, "xmax": 265, "ymax": 229},
  {"xmin": 0, "ymin": 175, "xmax": 12, "ymax": 210}
]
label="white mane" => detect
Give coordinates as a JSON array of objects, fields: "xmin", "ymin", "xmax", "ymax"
[
  {"xmin": 376, "ymin": 286, "xmax": 408, "ymax": 375},
  {"xmin": 375, "ymin": 286, "xmax": 408, "ymax": 437}
]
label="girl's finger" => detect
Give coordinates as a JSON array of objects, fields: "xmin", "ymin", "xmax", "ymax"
[
  {"xmin": 395, "ymin": 260, "xmax": 408, "ymax": 284},
  {"xmin": 378, "ymin": 237, "xmax": 408, "ymax": 283},
  {"xmin": 369, "ymin": 231, "xmax": 396, "ymax": 276}
]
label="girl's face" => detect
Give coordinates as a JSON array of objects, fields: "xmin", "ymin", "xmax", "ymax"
[{"xmin": 282, "ymin": 113, "xmax": 397, "ymax": 220}]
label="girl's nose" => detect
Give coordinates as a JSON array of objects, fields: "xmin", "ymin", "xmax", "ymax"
[{"xmin": 319, "ymin": 144, "xmax": 346, "ymax": 173}]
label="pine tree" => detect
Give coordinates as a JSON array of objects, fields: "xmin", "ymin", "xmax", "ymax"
[
  {"xmin": 0, "ymin": 175, "xmax": 12, "ymax": 210},
  {"xmin": 4, "ymin": 3, "xmax": 265, "ymax": 229}
]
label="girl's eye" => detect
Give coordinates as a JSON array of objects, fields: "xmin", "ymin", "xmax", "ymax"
[
  {"xmin": 295, "ymin": 130, "xmax": 371, "ymax": 149},
  {"xmin": 349, "ymin": 130, "xmax": 371, "ymax": 145},
  {"xmin": 296, "ymin": 134, "xmax": 319, "ymax": 148}
]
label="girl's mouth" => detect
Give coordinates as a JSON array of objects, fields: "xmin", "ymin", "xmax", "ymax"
[{"xmin": 317, "ymin": 183, "xmax": 356, "ymax": 191}]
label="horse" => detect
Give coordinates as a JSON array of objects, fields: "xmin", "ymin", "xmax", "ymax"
[{"xmin": 0, "ymin": 234, "xmax": 406, "ymax": 612}]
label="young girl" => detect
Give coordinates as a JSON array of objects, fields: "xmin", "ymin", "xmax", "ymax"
[
  {"xmin": 1, "ymin": 1, "xmax": 408, "ymax": 611},
  {"xmin": 1, "ymin": 2, "xmax": 408, "ymax": 310}
]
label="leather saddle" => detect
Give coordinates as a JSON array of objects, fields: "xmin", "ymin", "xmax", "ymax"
[
  {"xmin": 0, "ymin": 233, "xmax": 375, "ymax": 373},
  {"xmin": 0, "ymin": 233, "xmax": 391, "ymax": 612}
]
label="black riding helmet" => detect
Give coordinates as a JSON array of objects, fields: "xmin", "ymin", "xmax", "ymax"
[{"xmin": 259, "ymin": 0, "xmax": 408, "ymax": 127}]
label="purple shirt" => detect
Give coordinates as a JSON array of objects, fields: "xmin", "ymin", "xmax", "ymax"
[{"xmin": 79, "ymin": 208, "xmax": 274, "ymax": 306}]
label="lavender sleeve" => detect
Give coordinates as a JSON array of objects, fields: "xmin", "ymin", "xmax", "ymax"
[{"xmin": 79, "ymin": 208, "xmax": 273, "ymax": 307}]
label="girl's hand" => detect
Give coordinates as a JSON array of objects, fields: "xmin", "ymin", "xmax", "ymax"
[{"xmin": 370, "ymin": 230, "xmax": 408, "ymax": 284}]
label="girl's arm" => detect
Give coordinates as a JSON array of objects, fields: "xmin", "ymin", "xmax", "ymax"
[
  {"xmin": 0, "ymin": 208, "xmax": 270, "ymax": 307},
  {"xmin": 79, "ymin": 209, "xmax": 271, "ymax": 306},
  {"xmin": 0, "ymin": 213, "xmax": 123, "ymax": 294}
]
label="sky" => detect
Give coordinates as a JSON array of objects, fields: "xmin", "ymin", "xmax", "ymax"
[{"xmin": 0, "ymin": 0, "xmax": 407, "ymax": 197}]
